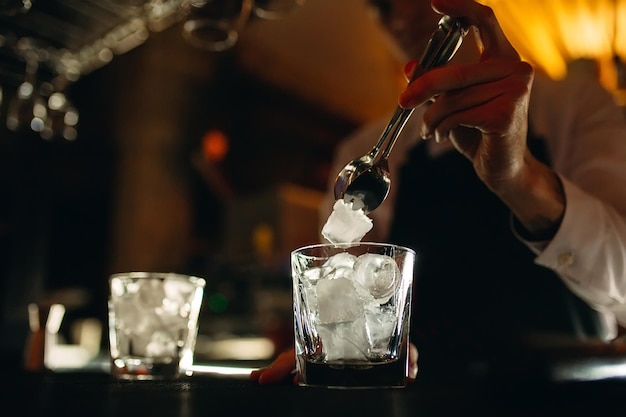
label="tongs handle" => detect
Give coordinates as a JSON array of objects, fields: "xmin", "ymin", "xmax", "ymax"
[
  {"xmin": 373, "ymin": 16, "xmax": 469, "ymax": 160},
  {"xmin": 414, "ymin": 16, "xmax": 468, "ymax": 80}
]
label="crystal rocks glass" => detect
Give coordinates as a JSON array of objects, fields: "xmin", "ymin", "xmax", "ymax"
[
  {"xmin": 108, "ymin": 272, "xmax": 206, "ymax": 380},
  {"xmin": 291, "ymin": 242, "xmax": 416, "ymax": 388}
]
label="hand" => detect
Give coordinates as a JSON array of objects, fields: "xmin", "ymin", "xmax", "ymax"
[
  {"xmin": 399, "ymin": 0, "xmax": 565, "ymax": 240},
  {"xmin": 249, "ymin": 343, "xmax": 419, "ymax": 385},
  {"xmin": 400, "ymin": 0, "xmax": 532, "ymax": 192}
]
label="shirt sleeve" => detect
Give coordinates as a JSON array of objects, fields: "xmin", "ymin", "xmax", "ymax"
[
  {"xmin": 517, "ymin": 75, "xmax": 626, "ymax": 336},
  {"xmin": 530, "ymin": 178, "xmax": 626, "ymax": 336}
]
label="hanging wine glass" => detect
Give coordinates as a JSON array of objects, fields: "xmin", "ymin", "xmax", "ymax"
[
  {"xmin": 0, "ymin": 0, "xmax": 34, "ymax": 16},
  {"xmin": 30, "ymin": 88, "xmax": 47, "ymax": 133},
  {"xmin": 61, "ymin": 104, "xmax": 79, "ymax": 141},
  {"xmin": 182, "ymin": 0, "xmax": 253, "ymax": 51},
  {"xmin": 6, "ymin": 45, "xmax": 42, "ymax": 133},
  {"xmin": 39, "ymin": 77, "xmax": 79, "ymax": 141},
  {"xmin": 252, "ymin": 0, "xmax": 305, "ymax": 20}
]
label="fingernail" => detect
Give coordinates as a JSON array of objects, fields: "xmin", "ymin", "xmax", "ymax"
[
  {"xmin": 403, "ymin": 59, "xmax": 418, "ymax": 81},
  {"xmin": 434, "ymin": 131, "xmax": 449, "ymax": 143},
  {"xmin": 420, "ymin": 125, "xmax": 433, "ymax": 140},
  {"xmin": 257, "ymin": 372, "xmax": 270, "ymax": 385},
  {"xmin": 398, "ymin": 92, "xmax": 413, "ymax": 109}
]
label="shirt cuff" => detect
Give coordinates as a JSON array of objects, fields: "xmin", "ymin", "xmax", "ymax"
[
  {"xmin": 510, "ymin": 215, "xmax": 550, "ymax": 254},
  {"xmin": 510, "ymin": 174, "xmax": 585, "ymax": 284},
  {"xmin": 525, "ymin": 175, "xmax": 602, "ymax": 288}
]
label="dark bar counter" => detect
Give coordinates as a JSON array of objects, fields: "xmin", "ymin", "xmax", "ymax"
[{"xmin": 5, "ymin": 356, "xmax": 626, "ymax": 417}]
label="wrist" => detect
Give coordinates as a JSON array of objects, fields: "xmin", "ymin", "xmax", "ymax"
[{"xmin": 498, "ymin": 153, "xmax": 565, "ymax": 241}]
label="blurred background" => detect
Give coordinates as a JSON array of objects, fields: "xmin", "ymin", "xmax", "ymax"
[{"xmin": 1, "ymin": 0, "xmax": 625, "ymax": 368}]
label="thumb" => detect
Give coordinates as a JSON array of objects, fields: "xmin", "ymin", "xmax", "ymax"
[{"xmin": 431, "ymin": 0, "xmax": 519, "ymax": 61}]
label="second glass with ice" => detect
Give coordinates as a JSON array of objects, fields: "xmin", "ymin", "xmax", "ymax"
[
  {"xmin": 291, "ymin": 242, "xmax": 415, "ymax": 388},
  {"xmin": 108, "ymin": 272, "xmax": 206, "ymax": 380}
]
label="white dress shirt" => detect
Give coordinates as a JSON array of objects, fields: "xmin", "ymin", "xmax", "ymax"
[{"xmin": 320, "ymin": 73, "xmax": 626, "ymax": 340}]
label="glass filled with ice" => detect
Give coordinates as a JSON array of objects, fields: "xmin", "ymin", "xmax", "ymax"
[
  {"xmin": 291, "ymin": 242, "xmax": 415, "ymax": 388},
  {"xmin": 108, "ymin": 272, "xmax": 206, "ymax": 380}
]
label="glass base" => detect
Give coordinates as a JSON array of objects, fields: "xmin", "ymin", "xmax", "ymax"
[
  {"xmin": 296, "ymin": 355, "xmax": 409, "ymax": 389},
  {"xmin": 110, "ymin": 357, "xmax": 188, "ymax": 380}
]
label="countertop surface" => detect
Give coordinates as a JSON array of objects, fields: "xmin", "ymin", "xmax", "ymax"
[{"xmin": 5, "ymin": 362, "xmax": 626, "ymax": 417}]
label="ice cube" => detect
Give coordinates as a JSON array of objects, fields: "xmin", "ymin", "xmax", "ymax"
[
  {"xmin": 318, "ymin": 318, "xmax": 369, "ymax": 361},
  {"xmin": 145, "ymin": 330, "xmax": 178, "ymax": 359},
  {"xmin": 364, "ymin": 308, "xmax": 397, "ymax": 357},
  {"xmin": 321, "ymin": 199, "xmax": 373, "ymax": 244},
  {"xmin": 296, "ymin": 267, "xmax": 323, "ymax": 316},
  {"xmin": 316, "ymin": 277, "xmax": 363, "ymax": 324},
  {"xmin": 353, "ymin": 253, "xmax": 400, "ymax": 305},
  {"xmin": 302, "ymin": 281, "xmax": 319, "ymax": 312},
  {"xmin": 324, "ymin": 252, "xmax": 357, "ymax": 269},
  {"xmin": 137, "ymin": 279, "xmax": 166, "ymax": 310},
  {"xmin": 321, "ymin": 252, "xmax": 357, "ymax": 281},
  {"xmin": 115, "ymin": 298, "xmax": 142, "ymax": 331},
  {"xmin": 163, "ymin": 278, "xmax": 193, "ymax": 302},
  {"xmin": 133, "ymin": 307, "xmax": 163, "ymax": 335},
  {"xmin": 302, "ymin": 266, "xmax": 323, "ymax": 283}
]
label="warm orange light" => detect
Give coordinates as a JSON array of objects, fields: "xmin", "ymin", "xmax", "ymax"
[
  {"xmin": 481, "ymin": 0, "xmax": 626, "ymax": 92},
  {"xmin": 201, "ymin": 129, "xmax": 229, "ymax": 162}
]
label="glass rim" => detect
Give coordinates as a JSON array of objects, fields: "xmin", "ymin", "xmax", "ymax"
[
  {"xmin": 291, "ymin": 241, "xmax": 415, "ymax": 256},
  {"xmin": 109, "ymin": 271, "xmax": 206, "ymax": 287},
  {"xmin": 181, "ymin": 18, "xmax": 239, "ymax": 52}
]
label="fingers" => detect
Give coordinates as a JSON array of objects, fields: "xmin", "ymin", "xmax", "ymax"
[
  {"xmin": 249, "ymin": 349, "xmax": 297, "ymax": 385},
  {"xmin": 431, "ymin": 0, "xmax": 518, "ymax": 61},
  {"xmin": 249, "ymin": 368, "xmax": 264, "ymax": 382},
  {"xmin": 403, "ymin": 60, "xmax": 419, "ymax": 82},
  {"xmin": 408, "ymin": 342, "xmax": 419, "ymax": 381},
  {"xmin": 400, "ymin": 59, "xmax": 532, "ymax": 109},
  {"xmin": 418, "ymin": 61, "xmax": 533, "ymax": 139},
  {"xmin": 399, "ymin": 1, "xmax": 523, "ymax": 110}
]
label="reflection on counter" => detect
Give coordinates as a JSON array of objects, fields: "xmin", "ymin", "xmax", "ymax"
[
  {"xmin": 194, "ymin": 334, "xmax": 275, "ymax": 361},
  {"xmin": 188, "ymin": 363, "xmax": 260, "ymax": 377}
]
